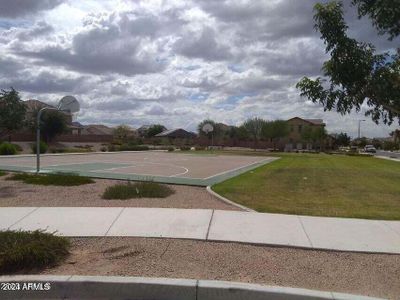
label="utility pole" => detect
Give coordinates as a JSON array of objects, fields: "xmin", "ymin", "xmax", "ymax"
[{"xmin": 358, "ymin": 119, "xmax": 365, "ymax": 139}]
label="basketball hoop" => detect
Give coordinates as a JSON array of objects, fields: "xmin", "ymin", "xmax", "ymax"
[{"xmin": 36, "ymin": 96, "xmax": 80, "ymax": 173}]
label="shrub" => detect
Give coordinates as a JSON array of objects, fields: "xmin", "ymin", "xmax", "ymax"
[
  {"xmin": 11, "ymin": 143, "xmax": 23, "ymax": 152},
  {"xmin": 31, "ymin": 141, "xmax": 48, "ymax": 154},
  {"xmin": 119, "ymin": 144, "xmax": 150, "ymax": 151},
  {"xmin": 180, "ymin": 146, "xmax": 191, "ymax": 151},
  {"xmin": 167, "ymin": 147, "xmax": 175, "ymax": 152},
  {"xmin": 107, "ymin": 144, "xmax": 117, "ymax": 152},
  {"xmin": 50, "ymin": 148, "xmax": 91, "ymax": 154},
  {"xmin": 0, "ymin": 143, "xmax": 17, "ymax": 155},
  {"xmin": 6, "ymin": 172, "xmax": 95, "ymax": 186},
  {"xmin": 0, "ymin": 171, "xmax": 7, "ymax": 177},
  {"xmin": 100, "ymin": 146, "xmax": 107, "ymax": 152},
  {"xmin": 0, "ymin": 230, "xmax": 70, "ymax": 274},
  {"xmin": 103, "ymin": 181, "xmax": 174, "ymax": 199},
  {"xmin": 195, "ymin": 146, "xmax": 205, "ymax": 151}
]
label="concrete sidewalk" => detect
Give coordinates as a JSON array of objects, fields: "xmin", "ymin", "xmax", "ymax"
[{"xmin": 1, "ymin": 207, "xmax": 399, "ymax": 254}]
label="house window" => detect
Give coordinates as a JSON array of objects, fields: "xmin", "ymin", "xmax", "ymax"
[
  {"xmin": 290, "ymin": 125, "xmax": 294, "ymax": 132},
  {"xmin": 298, "ymin": 125, "xmax": 302, "ymax": 132}
]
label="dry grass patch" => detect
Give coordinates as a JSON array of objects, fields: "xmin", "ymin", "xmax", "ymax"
[
  {"xmin": 102, "ymin": 181, "xmax": 174, "ymax": 199},
  {"xmin": 0, "ymin": 230, "xmax": 70, "ymax": 274},
  {"xmin": 6, "ymin": 173, "xmax": 94, "ymax": 186}
]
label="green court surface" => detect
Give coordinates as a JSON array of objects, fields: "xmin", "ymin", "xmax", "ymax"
[{"xmin": 0, "ymin": 151, "xmax": 277, "ymax": 186}]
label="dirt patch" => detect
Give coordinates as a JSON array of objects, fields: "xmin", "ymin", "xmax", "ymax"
[
  {"xmin": 0, "ymin": 175, "xmax": 239, "ymax": 210},
  {"xmin": 36, "ymin": 237, "xmax": 400, "ymax": 299},
  {"xmin": 0, "ymin": 186, "xmax": 15, "ymax": 198}
]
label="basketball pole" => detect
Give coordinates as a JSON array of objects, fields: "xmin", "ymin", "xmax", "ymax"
[{"xmin": 36, "ymin": 107, "xmax": 57, "ymax": 173}]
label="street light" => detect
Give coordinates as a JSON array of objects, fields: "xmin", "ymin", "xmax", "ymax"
[
  {"xmin": 358, "ymin": 119, "xmax": 366, "ymax": 139},
  {"xmin": 36, "ymin": 96, "xmax": 79, "ymax": 173}
]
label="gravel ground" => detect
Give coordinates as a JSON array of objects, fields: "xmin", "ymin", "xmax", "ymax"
[
  {"xmin": 37, "ymin": 237, "xmax": 400, "ymax": 299},
  {"xmin": 0, "ymin": 175, "xmax": 239, "ymax": 210}
]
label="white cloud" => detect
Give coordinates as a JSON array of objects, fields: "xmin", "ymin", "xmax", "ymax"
[{"xmin": 0, "ymin": 0, "xmax": 398, "ymax": 137}]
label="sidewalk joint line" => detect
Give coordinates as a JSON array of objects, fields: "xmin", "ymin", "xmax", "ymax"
[
  {"xmin": 298, "ymin": 216, "xmax": 314, "ymax": 248},
  {"xmin": 205, "ymin": 210, "xmax": 215, "ymax": 240},
  {"xmin": 104, "ymin": 207, "xmax": 126, "ymax": 236},
  {"xmin": 8, "ymin": 207, "xmax": 40, "ymax": 229}
]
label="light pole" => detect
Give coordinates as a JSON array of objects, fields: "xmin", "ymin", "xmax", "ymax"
[{"xmin": 358, "ymin": 119, "xmax": 365, "ymax": 139}]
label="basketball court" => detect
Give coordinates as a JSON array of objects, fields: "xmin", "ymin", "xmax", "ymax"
[{"xmin": 0, "ymin": 151, "xmax": 277, "ymax": 186}]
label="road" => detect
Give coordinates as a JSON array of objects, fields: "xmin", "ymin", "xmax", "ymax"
[{"xmin": 375, "ymin": 150, "xmax": 400, "ymax": 159}]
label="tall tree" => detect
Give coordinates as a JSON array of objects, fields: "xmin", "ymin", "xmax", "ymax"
[
  {"xmin": 197, "ymin": 119, "xmax": 221, "ymax": 139},
  {"xmin": 296, "ymin": 1, "xmax": 400, "ymax": 125},
  {"xmin": 146, "ymin": 124, "xmax": 166, "ymax": 138},
  {"xmin": 335, "ymin": 132, "xmax": 351, "ymax": 146},
  {"xmin": 0, "ymin": 88, "xmax": 26, "ymax": 141},
  {"xmin": 40, "ymin": 110, "xmax": 67, "ymax": 142},
  {"xmin": 113, "ymin": 125, "xmax": 134, "ymax": 143},
  {"xmin": 243, "ymin": 117, "xmax": 266, "ymax": 149},
  {"xmin": 262, "ymin": 120, "xmax": 290, "ymax": 150}
]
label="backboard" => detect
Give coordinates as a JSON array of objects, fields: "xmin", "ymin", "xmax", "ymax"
[{"xmin": 58, "ymin": 96, "xmax": 80, "ymax": 114}]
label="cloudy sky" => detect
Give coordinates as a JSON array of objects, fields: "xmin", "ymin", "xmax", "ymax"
[{"xmin": 0, "ymin": 0, "xmax": 398, "ymax": 137}]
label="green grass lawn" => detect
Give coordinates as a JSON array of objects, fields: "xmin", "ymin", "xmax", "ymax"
[{"xmin": 212, "ymin": 152, "xmax": 400, "ymax": 220}]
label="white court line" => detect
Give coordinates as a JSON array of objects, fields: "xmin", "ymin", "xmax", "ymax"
[
  {"xmin": 90, "ymin": 161, "xmax": 189, "ymax": 178},
  {"xmin": 202, "ymin": 158, "xmax": 277, "ymax": 180}
]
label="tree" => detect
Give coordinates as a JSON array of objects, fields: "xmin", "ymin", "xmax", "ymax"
[
  {"xmin": 242, "ymin": 117, "xmax": 266, "ymax": 149},
  {"xmin": 301, "ymin": 126, "xmax": 327, "ymax": 150},
  {"xmin": 197, "ymin": 119, "xmax": 221, "ymax": 139},
  {"xmin": 296, "ymin": 1, "xmax": 400, "ymax": 125},
  {"xmin": 312, "ymin": 127, "xmax": 328, "ymax": 150},
  {"xmin": 262, "ymin": 120, "xmax": 290, "ymax": 150},
  {"xmin": 352, "ymin": 0, "xmax": 400, "ymax": 40},
  {"xmin": 40, "ymin": 111, "xmax": 67, "ymax": 142},
  {"xmin": 0, "ymin": 88, "xmax": 26, "ymax": 141},
  {"xmin": 229, "ymin": 125, "xmax": 249, "ymax": 141},
  {"xmin": 390, "ymin": 129, "xmax": 400, "ymax": 144},
  {"xmin": 335, "ymin": 132, "xmax": 351, "ymax": 146},
  {"xmin": 146, "ymin": 124, "xmax": 166, "ymax": 138},
  {"xmin": 113, "ymin": 125, "xmax": 133, "ymax": 143}
]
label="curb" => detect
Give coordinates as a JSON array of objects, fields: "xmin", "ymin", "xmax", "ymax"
[
  {"xmin": 206, "ymin": 186, "xmax": 255, "ymax": 212},
  {"xmin": 375, "ymin": 155, "xmax": 400, "ymax": 162},
  {"xmin": 0, "ymin": 276, "xmax": 383, "ymax": 300}
]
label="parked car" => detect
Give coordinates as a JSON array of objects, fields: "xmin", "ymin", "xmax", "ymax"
[{"xmin": 364, "ymin": 145, "xmax": 376, "ymax": 153}]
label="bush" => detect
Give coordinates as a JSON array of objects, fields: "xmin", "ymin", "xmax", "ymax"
[
  {"xmin": 383, "ymin": 141, "xmax": 400, "ymax": 151},
  {"xmin": 195, "ymin": 146, "xmax": 205, "ymax": 151},
  {"xmin": 0, "ymin": 171, "xmax": 7, "ymax": 177},
  {"xmin": 0, "ymin": 143, "xmax": 17, "ymax": 155},
  {"xmin": 119, "ymin": 144, "xmax": 150, "ymax": 151},
  {"xmin": 0, "ymin": 230, "xmax": 70, "ymax": 274},
  {"xmin": 107, "ymin": 144, "xmax": 117, "ymax": 152},
  {"xmin": 31, "ymin": 141, "xmax": 48, "ymax": 154},
  {"xmin": 180, "ymin": 146, "xmax": 191, "ymax": 151},
  {"xmin": 167, "ymin": 147, "xmax": 175, "ymax": 152},
  {"xmin": 100, "ymin": 146, "xmax": 107, "ymax": 152},
  {"xmin": 103, "ymin": 181, "xmax": 174, "ymax": 199},
  {"xmin": 11, "ymin": 143, "xmax": 23, "ymax": 152},
  {"xmin": 50, "ymin": 148, "xmax": 91, "ymax": 154},
  {"xmin": 6, "ymin": 172, "xmax": 95, "ymax": 186}
]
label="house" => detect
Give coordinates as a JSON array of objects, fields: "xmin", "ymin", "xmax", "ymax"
[
  {"xmin": 70, "ymin": 121, "xmax": 84, "ymax": 135},
  {"xmin": 284, "ymin": 117, "xmax": 326, "ymax": 151},
  {"xmin": 81, "ymin": 124, "xmax": 114, "ymax": 135},
  {"xmin": 155, "ymin": 128, "xmax": 196, "ymax": 139}
]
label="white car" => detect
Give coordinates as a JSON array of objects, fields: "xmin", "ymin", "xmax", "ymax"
[{"xmin": 364, "ymin": 145, "xmax": 376, "ymax": 153}]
